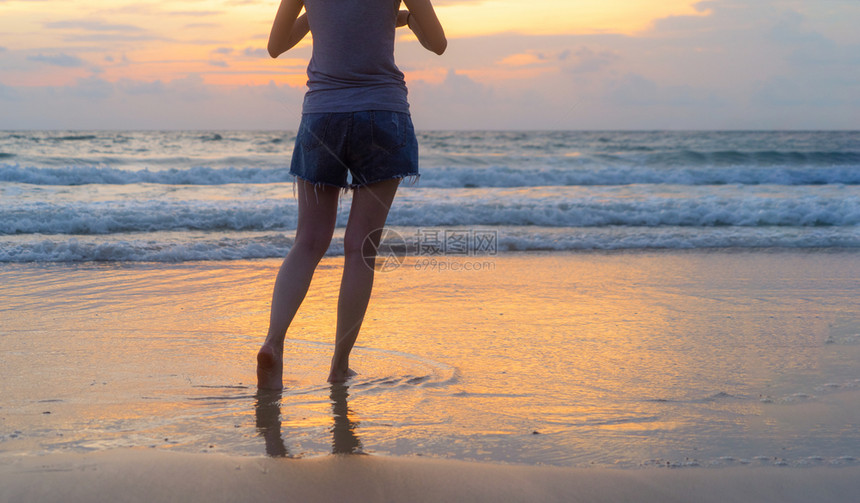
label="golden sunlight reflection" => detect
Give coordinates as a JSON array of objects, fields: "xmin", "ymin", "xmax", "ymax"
[
  {"xmin": 253, "ymin": 385, "xmax": 362, "ymax": 457},
  {"xmin": 5, "ymin": 252, "xmax": 857, "ymax": 465}
]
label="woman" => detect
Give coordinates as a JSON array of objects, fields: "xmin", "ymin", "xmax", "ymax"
[{"xmin": 257, "ymin": 0, "xmax": 446, "ymax": 388}]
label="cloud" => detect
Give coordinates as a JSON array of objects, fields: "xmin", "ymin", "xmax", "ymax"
[
  {"xmin": 43, "ymin": 18, "xmax": 162, "ymax": 43},
  {"xmin": 607, "ymin": 73, "xmax": 725, "ymax": 108},
  {"xmin": 767, "ymin": 9, "xmax": 860, "ymax": 68},
  {"xmin": 488, "ymin": 46, "xmax": 617, "ymax": 80},
  {"xmin": 70, "ymin": 76, "xmax": 114, "ymax": 100},
  {"xmin": 753, "ymin": 75, "xmax": 860, "ymax": 108},
  {"xmin": 168, "ymin": 11, "xmax": 222, "ymax": 17},
  {"xmin": 243, "ymin": 47, "xmax": 269, "ymax": 58},
  {"xmin": 769, "ymin": 9, "xmax": 829, "ymax": 46},
  {"xmin": 606, "ymin": 73, "xmax": 659, "ymax": 106},
  {"xmin": 45, "ymin": 20, "xmax": 145, "ymax": 32},
  {"xmin": 183, "ymin": 22, "xmax": 220, "ymax": 29},
  {"xmin": 0, "ymin": 76, "xmax": 307, "ymax": 129},
  {"xmin": 164, "ymin": 74, "xmax": 214, "ymax": 102},
  {"xmin": 499, "ymin": 52, "xmax": 548, "ymax": 67},
  {"xmin": 444, "ymin": 69, "xmax": 487, "ymax": 90},
  {"xmin": 562, "ymin": 46, "xmax": 620, "ymax": 74},
  {"xmin": 117, "ymin": 79, "xmax": 166, "ymax": 95},
  {"xmin": 403, "ymin": 0, "xmax": 858, "ymax": 128},
  {"xmin": 408, "ymin": 70, "xmax": 499, "ymax": 129},
  {"xmin": 26, "ymin": 53, "xmax": 85, "ymax": 67},
  {"xmin": 61, "ymin": 33, "xmax": 166, "ymax": 43}
]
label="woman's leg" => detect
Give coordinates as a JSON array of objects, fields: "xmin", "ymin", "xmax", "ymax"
[
  {"xmin": 258, "ymin": 180, "xmax": 340, "ymax": 389},
  {"xmin": 328, "ymin": 178, "xmax": 401, "ymax": 383}
]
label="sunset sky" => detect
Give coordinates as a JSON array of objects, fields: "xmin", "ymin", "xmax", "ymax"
[{"xmin": 1, "ymin": 0, "xmax": 858, "ymax": 130}]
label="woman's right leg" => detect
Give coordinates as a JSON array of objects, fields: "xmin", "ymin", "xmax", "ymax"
[{"xmin": 257, "ymin": 180, "xmax": 340, "ymax": 390}]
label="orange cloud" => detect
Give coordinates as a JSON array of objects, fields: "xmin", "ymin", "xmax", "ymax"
[
  {"xmin": 437, "ymin": 0, "xmax": 706, "ymax": 37},
  {"xmin": 499, "ymin": 53, "xmax": 547, "ymax": 67}
]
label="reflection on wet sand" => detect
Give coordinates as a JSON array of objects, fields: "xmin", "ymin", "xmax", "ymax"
[
  {"xmin": 254, "ymin": 390, "xmax": 289, "ymax": 457},
  {"xmin": 330, "ymin": 384, "xmax": 362, "ymax": 455},
  {"xmin": 255, "ymin": 385, "xmax": 362, "ymax": 457}
]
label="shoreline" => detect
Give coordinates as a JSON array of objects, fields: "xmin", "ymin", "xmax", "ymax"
[
  {"xmin": 3, "ymin": 449, "xmax": 860, "ymax": 503},
  {"xmin": 3, "ymin": 244, "xmax": 860, "ymax": 265}
]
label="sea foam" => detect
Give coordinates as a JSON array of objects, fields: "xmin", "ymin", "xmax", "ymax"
[{"xmin": 3, "ymin": 161, "xmax": 860, "ymax": 187}]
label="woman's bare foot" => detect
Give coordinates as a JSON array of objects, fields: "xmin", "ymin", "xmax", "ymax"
[
  {"xmin": 257, "ymin": 344, "xmax": 284, "ymax": 390},
  {"xmin": 327, "ymin": 367, "xmax": 357, "ymax": 384}
]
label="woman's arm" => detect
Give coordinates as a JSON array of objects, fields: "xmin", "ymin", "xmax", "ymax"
[
  {"xmin": 402, "ymin": 0, "xmax": 447, "ymax": 55},
  {"xmin": 267, "ymin": 0, "xmax": 309, "ymax": 58}
]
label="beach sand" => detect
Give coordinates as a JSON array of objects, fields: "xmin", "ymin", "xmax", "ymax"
[
  {"xmin": 2, "ymin": 250, "xmax": 860, "ymax": 499},
  {"xmin": 3, "ymin": 448, "xmax": 860, "ymax": 503}
]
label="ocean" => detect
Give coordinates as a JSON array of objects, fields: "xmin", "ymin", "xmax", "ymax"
[{"xmin": 2, "ymin": 130, "xmax": 859, "ymax": 262}]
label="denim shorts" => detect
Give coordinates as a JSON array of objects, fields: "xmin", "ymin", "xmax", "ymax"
[{"xmin": 290, "ymin": 111, "xmax": 419, "ymax": 189}]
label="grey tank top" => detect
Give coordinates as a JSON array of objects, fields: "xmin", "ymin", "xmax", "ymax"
[{"xmin": 302, "ymin": 0, "xmax": 409, "ymax": 114}]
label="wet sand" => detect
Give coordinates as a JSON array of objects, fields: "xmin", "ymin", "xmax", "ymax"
[
  {"xmin": 3, "ymin": 448, "xmax": 860, "ymax": 503},
  {"xmin": 2, "ymin": 250, "xmax": 860, "ymax": 499}
]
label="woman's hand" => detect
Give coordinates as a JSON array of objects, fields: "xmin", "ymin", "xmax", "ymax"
[
  {"xmin": 396, "ymin": 10, "xmax": 411, "ymax": 28},
  {"xmin": 268, "ymin": 0, "xmax": 309, "ymax": 58}
]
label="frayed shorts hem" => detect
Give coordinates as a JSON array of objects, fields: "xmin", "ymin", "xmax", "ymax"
[{"xmin": 290, "ymin": 172, "xmax": 421, "ymax": 191}]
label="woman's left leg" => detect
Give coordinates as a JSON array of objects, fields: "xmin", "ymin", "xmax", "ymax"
[{"xmin": 328, "ymin": 178, "xmax": 401, "ymax": 382}]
